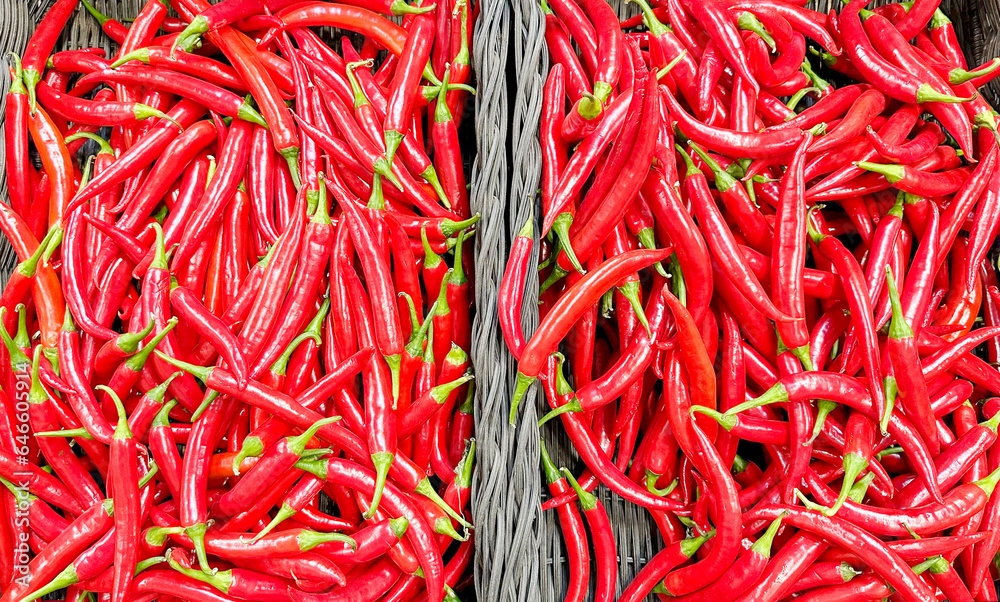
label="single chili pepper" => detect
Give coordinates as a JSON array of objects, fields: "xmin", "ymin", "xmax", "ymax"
[
  {"xmin": 574, "ymin": 0, "xmax": 622, "ymax": 103},
  {"xmin": 745, "ymin": 505, "xmax": 937, "ymax": 600},
  {"xmin": 74, "ymin": 67, "xmax": 262, "ymax": 129},
  {"xmin": 25, "ymin": 348, "xmax": 100, "ymax": 502},
  {"xmin": 642, "ymin": 170, "xmax": 713, "ymax": 323},
  {"xmin": 663, "ymin": 86, "xmax": 808, "ymax": 159},
  {"xmin": 229, "ymin": 553, "xmax": 345, "ymax": 588},
  {"xmin": 112, "ymin": 45, "xmax": 248, "ymax": 91},
  {"xmin": 864, "ymin": 16, "xmax": 974, "ymax": 157},
  {"xmin": 560, "ymin": 469, "xmax": 615, "ymax": 602},
  {"xmin": 808, "ymin": 211, "xmax": 886, "ymax": 424},
  {"xmin": 251, "ymin": 475, "xmax": 356, "ymax": 542},
  {"xmin": 85, "ymin": 387, "xmax": 138, "ymax": 602},
  {"xmin": 766, "ymin": 133, "xmax": 813, "ymax": 367},
  {"xmin": 170, "ymin": 0, "xmax": 301, "ymax": 176},
  {"xmin": 802, "ymin": 466, "xmax": 1000, "ymax": 536},
  {"xmin": 854, "ymin": 160, "xmax": 972, "ymax": 197},
  {"xmin": 772, "ymin": 83, "xmax": 866, "ymax": 131},
  {"xmin": 430, "ymin": 69, "xmax": 467, "ymax": 216},
  {"xmin": 4, "ymin": 56, "xmax": 33, "ymax": 220},
  {"xmin": 539, "ymin": 442, "xmax": 590, "ymax": 602},
  {"xmin": 808, "ymin": 89, "xmax": 885, "ymax": 154},
  {"xmin": 550, "ymin": 281, "xmax": 667, "ymax": 426},
  {"xmin": 690, "ymin": 145, "xmax": 772, "ymax": 252},
  {"xmin": 499, "ymin": 216, "xmax": 533, "ymax": 360},
  {"xmin": 865, "ymin": 122, "xmax": 942, "ymax": 164},
  {"xmin": 783, "ymin": 561, "xmax": 861, "ymax": 595},
  {"xmin": 377, "ymin": 13, "xmax": 436, "ymax": 166},
  {"xmin": 542, "ymin": 7, "xmax": 589, "ymax": 102},
  {"xmin": 511, "ymin": 248, "xmax": 670, "ymax": 420},
  {"xmin": 75, "ymin": 0, "xmax": 128, "ymax": 42},
  {"xmin": 840, "ymin": 0, "xmax": 970, "ymax": 104},
  {"xmin": 658, "ymin": 362, "xmax": 740, "ymax": 594},
  {"xmin": 965, "ymin": 172, "xmax": 1000, "ymax": 292},
  {"xmin": 880, "ymin": 269, "xmax": 938, "ymax": 458}
]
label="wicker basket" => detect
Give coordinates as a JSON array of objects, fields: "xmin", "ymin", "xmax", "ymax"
[
  {"xmin": 0, "ymin": 0, "xmax": 509, "ymax": 600},
  {"xmin": 498, "ymin": 0, "xmax": 1000, "ymax": 600}
]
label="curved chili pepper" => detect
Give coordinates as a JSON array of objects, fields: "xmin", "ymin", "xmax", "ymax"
[
  {"xmin": 554, "ymin": 73, "xmax": 659, "ymax": 274},
  {"xmin": 511, "ymin": 248, "xmax": 670, "ymax": 420},
  {"xmin": 803, "ymin": 466, "xmax": 1000, "ymax": 536},
  {"xmin": 58, "ymin": 314, "xmax": 115, "ymax": 444},
  {"xmin": 560, "ymin": 468, "xmax": 615, "ymax": 602},
  {"xmin": 728, "ymin": 371, "xmax": 944, "ymax": 503},
  {"xmin": 658, "ymin": 355, "xmax": 740, "ymax": 595},
  {"xmin": 841, "ymin": 0, "xmax": 969, "ymax": 105},
  {"xmin": 745, "ymin": 505, "xmax": 937, "ymax": 600},
  {"xmin": 663, "ymin": 87, "xmax": 807, "ymax": 159}
]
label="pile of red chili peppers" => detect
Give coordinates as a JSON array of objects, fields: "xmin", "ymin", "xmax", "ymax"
[
  {"xmin": 0, "ymin": 0, "xmax": 478, "ymax": 599},
  {"xmin": 501, "ymin": 0, "xmax": 1000, "ymax": 599}
]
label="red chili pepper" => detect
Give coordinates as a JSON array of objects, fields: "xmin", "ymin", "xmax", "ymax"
[
  {"xmin": 663, "ymin": 87, "xmax": 808, "ymax": 159},
  {"xmin": 293, "ymin": 456, "xmax": 445, "ymax": 601},
  {"xmin": 511, "ymin": 248, "xmax": 670, "ymax": 420},
  {"xmin": 808, "ymin": 212, "xmax": 886, "ymax": 424},
  {"xmin": 553, "ymin": 73, "xmax": 660, "ymax": 275},
  {"xmin": 745, "ymin": 506, "xmax": 938, "ymax": 600},
  {"xmin": 0, "ymin": 497, "xmax": 114, "ymax": 602},
  {"xmin": 4, "ymin": 57, "xmax": 33, "ymax": 220},
  {"xmin": 540, "ymin": 442, "xmax": 590, "ymax": 602}
]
